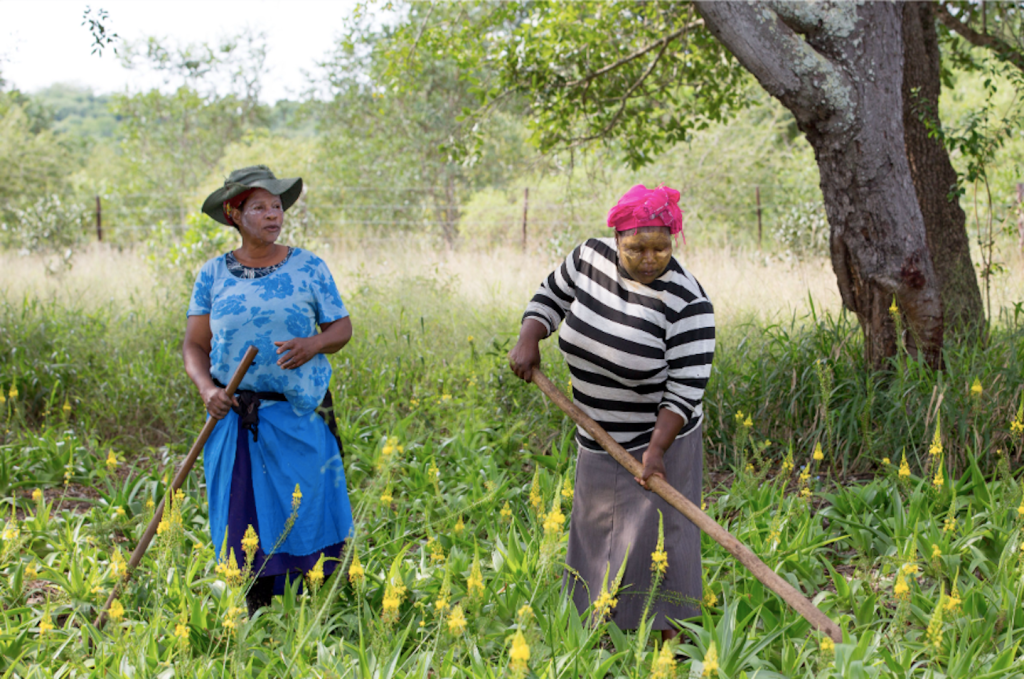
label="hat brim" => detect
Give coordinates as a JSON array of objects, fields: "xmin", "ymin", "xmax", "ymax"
[{"xmin": 201, "ymin": 177, "xmax": 304, "ymax": 226}]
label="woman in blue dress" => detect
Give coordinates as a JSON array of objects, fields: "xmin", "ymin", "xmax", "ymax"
[{"xmin": 183, "ymin": 165, "xmax": 354, "ymax": 615}]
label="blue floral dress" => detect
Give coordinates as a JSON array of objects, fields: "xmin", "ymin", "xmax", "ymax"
[{"xmin": 188, "ymin": 248, "xmax": 354, "ymax": 582}]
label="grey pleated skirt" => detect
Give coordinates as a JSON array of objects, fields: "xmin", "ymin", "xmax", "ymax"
[{"xmin": 564, "ymin": 424, "xmax": 703, "ymax": 630}]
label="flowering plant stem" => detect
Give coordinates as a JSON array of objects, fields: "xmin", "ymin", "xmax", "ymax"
[
  {"xmin": 530, "ymin": 367, "xmax": 843, "ymax": 643},
  {"xmin": 93, "ymin": 345, "xmax": 259, "ymax": 630}
]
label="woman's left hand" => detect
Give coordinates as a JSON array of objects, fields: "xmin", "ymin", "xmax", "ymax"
[
  {"xmin": 274, "ymin": 336, "xmax": 322, "ymax": 370},
  {"xmin": 636, "ymin": 447, "xmax": 667, "ymax": 490}
]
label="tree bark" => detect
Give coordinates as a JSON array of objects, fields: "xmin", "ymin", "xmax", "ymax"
[
  {"xmin": 694, "ymin": 1, "xmax": 944, "ymax": 368},
  {"xmin": 902, "ymin": 2, "xmax": 985, "ymax": 342}
]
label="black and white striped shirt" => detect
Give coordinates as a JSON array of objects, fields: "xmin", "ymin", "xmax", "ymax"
[{"xmin": 524, "ymin": 238, "xmax": 715, "ymax": 453}]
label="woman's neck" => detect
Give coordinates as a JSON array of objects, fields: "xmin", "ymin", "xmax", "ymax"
[{"xmin": 234, "ymin": 240, "xmax": 287, "ymax": 267}]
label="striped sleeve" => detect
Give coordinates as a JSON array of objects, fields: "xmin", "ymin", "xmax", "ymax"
[
  {"xmin": 521, "ymin": 244, "xmax": 582, "ymax": 333},
  {"xmin": 660, "ymin": 293, "xmax": 715, "ymax": 426}
]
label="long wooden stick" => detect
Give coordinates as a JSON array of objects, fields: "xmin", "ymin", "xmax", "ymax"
[
  {"xmin": 530, "ymin": 369, "xmax": 843, "ymax": 643},
  {"xmin": 94, "ymin": 345, "xmax": 259, "ymax": 629}
]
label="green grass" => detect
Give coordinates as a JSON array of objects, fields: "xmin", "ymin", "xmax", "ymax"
[{"xmin": 1, "ymin": 272, "xmax": 1024, "ymax": 677}]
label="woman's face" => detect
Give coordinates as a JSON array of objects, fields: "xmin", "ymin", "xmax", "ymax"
[
  {"xmin": 230, "ymin": 188, "xmax": 284, "ymax": 245},
  {"xmin": 616, "ymin": 228, "xmax": 673, "ymax": 285}
]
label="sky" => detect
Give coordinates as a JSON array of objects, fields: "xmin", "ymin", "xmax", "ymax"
[{"xmin": 1, "ymin": 0, "xmax": 358, "ymax": 102}]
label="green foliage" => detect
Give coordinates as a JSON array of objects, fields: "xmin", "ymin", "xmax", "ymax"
[
  {"xmin": 1, "ymin": 266, "xmax": 1024, "ymax": 674},
  {"xmin": 317, "ymin": 2, "xmax": 532, "ymax": 245},
  {"xmin": 0, "ymin": 195, "xmax": 87, "ymax": 273}
]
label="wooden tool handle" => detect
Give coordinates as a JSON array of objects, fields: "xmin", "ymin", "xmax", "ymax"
[
  {"xmin": 94, "ymin": 345, "xmax": 259, "ymax": 629},
  {"xmin": 530, "ymin": 368, "xmax": 842, "ymax": 643}
]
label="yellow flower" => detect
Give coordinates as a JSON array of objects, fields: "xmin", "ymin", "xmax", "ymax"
[
  {"xmin": 500, "ymin": 501, "xmax": 513, "ymax": 522},
  {"xmin": 38, "ymin": 615, "xmax": 54, "ymax": 635},
  {"xmin": 110, "ymin": 549, "xmax": 126, "ymax": 578},
  {"xmin": 428, "ymin": 462, "xmax": 440, "ymax": 480},
  {"xmin": 348, "ymin": 547, "xmax": 365, "ymax": 585},
  {"xmin": 467, "ymin": 335, "xmax": 474, "ymax": 342},
  {"xmin": 900, "ymin": 563, "xmax": 919, "ymax": 576},
  {"xmin": 734, "ymin": 410, "xmax": 744, "ymax": 423},
  {"xmin": 174, "ymin": 623, "xmax": 189, "ymax": 640},
  {"xmin": 945, "ymin": 583, "xmax": 962, "ymax": 613},
  {"xmin": 440, "ymin": 393, "xmax": 452, "ymax": 401},
  {"xmin": 32, "ymin": 488, "xmax": 43, "ymax": 502},
  {"xmin": 114, "ymin": 506, "xmax": 126, "ymax": 518},
  {"xmin": 145, "ymin": 498, "xmax": 154, "ymax": 510},
  {"xmin": 306, "ymin": 554, "xmax": 325, "ymax": 587},
  {"xmin": 882, "ymin": 457, "xmax": 890, "ymax": 466},
  {"xmin": 1, "ymin": 522, "xmax": 20, "ymax": 541},
  {"xmin": 813, "ymin": 442, "xmax": 824, "ymax": 461},
  {"xmin": 428, "ymin": 537, "xmax": 445, "ymax": 563},
  {"xmin": 509, "ymin": 629, "xmax": 530, "ymax": 671},
  {"xmin": 742, "ymin": 415, "xmax": 753, "ymax": 428},
  {"xmin": 1012, "ymin": 417, "xmax": 1024, "ymax": 435},
  {"xmin": 800, "ymin": 487, "xmax": 812, "ymax": 499},
  {"xmin": 702, "ymin": 640, "xmax": 719, "ymax": 677},
  {"xmin": 970, "ymin": 378, "xmax": 983, "ymax": 397},
  {"xmin": 380, "ymin": 489, "xmax": 394, "ymax": 505},
  {"xmin": 820, "ymin": 636, "xmax": 835, "ymax": 655},
  {"xmin": 105, "ymin": 450, "xmax": 118, "ymax": 471},
  {"xmin": 517, "ymin": 604, "xmax": 533, "ymax": 620},
  {"xmin": 894, "ymin": 571, "xmax": 910, "ymax": 600},
  {"xmin": 593, "ymin": 588, "xmax": 617, "ymax": 620},
  {"xmin": 651, "ymin": 548, "xmax": 668, "ymax": 574},
  {"xmin": 467, "ymin": 557, "xmax": 484, "ymax": 597},
  {"xmin": 889, "ymin": 297, "xmax": 898, "ymax": 315},
  {"xmin": 241, "ymin": 525, "xmax": 260, "ymax": 554},
  {"xmin": 943, "ymin": 516, "xmax": 957, "ymax": 533},
  {"xmin": 899, "ymin": 452, "xmax": 911, "ymax": 479},
  {"xmin": 434, "ymin": 595, "xmax": 449, "ymax": 613},
  {"xmin": 8, "ymin": 384, "xmax": 17, "ymax": 400},
  {"xmin": 382, "ymin": 581, "xmax": 407, "ymax": 625},
  {"xmin": 410, "ymin": 399, "xmax": 419, "ymax": 407},
  {"xmin": 26, "ymin": 564, "xmax": 38, "ymax": 579},
  {"xmin": 454, "ymin": 517, "xmax": 465, "ymax": 534},
  {"xmin": 1017, "ymin": 499, "xmax": 1024, "ymax": 517},
  {"xmin": 291, "ymin": 484, "xmax": 302, "ymax": 510},
  {"xmin": 561, "ymin": 477, "xmax": 574, "ymax": 501},
  {"xmin": 447, "ymin": 605, "xmax": 467, "ymax": 635},
  {"xmin": 931, "ymin": 544, "xmax": 942, "ymax": 559},
  {"xmin": 109, "ymin": 599, "xmax": 125, "ymax": 622},
  {"xmin": 703, "ymin": 588, "xmax": 718, "ymax": 608},
  {"xmin": 174, "ymin": 489, "xmax": 185, "ymax": 503},
  {"xmin": 799, "ymin": 468, "xmax": 811, "ymax": 484},
  {"xmin": 543, "ymin": 505, "xmax": 565, "ymax": 535},
  {"xmin": 156, "ymin": 520, "xmax": 168, "ymax": 535},
  {"xmin": 933, "ymin": 467, "xmax": 944, "ymax": 489},
  {"xmin": 651, "ymin": 641, "xmax": 676, "ymax": 679},
  {"xmin": 62, "ymin": 398, "xmax": 71, "ymax": 415}
]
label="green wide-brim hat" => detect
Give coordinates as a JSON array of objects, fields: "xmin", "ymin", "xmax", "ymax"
[{"xmin": 201, "ymin": 165, "xmax": 304, "ymax": 226}]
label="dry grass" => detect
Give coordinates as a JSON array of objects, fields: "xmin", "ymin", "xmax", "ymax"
[{"xmin": 3, "ymin": 238, "xmax": 1021, "ymax": 329}]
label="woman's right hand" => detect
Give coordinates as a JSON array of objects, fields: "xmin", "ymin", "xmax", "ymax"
[
  {"xmin": 200, "ymin": 384, "xmax": 238, "ymax": 420},
  {"xmin": 508, "ymin": 319, "xmax": 548, "ymax": 382}
]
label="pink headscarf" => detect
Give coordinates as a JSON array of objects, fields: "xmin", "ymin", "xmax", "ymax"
[{"xmin": 606, "ymin": 185, "xmax": 684, "ymax": 241}]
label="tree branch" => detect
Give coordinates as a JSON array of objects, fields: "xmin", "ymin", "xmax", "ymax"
[
  {"xmin": 693, "ymin": 1, "xmax": 854, "ymax": 133},
  {"xmin": 562, "ymin": 19, "xmax": 703, "ymax": 89},
  {"xmin": 936, "ymin": 2, "xmax": 1024, "ymax": 73}
]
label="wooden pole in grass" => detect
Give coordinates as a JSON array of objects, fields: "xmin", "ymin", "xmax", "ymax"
[
  {"xmin": 94, "ymin": 346, "xmax": 259, "ymax": 629},
  {"xmin": 530, "ymin": 368, "xmax": 843, "ymax": 643}
]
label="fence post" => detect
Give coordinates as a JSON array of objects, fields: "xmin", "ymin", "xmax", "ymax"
[
  {"xmin": 95, "ymin": 195, "xmax": 103, "ymax": 242},
  {"xmin": 522, "ymin": 187, "xmax": 529, "ymax": 252},
  {"xmin": 756, "ymin": 185, "xmax": 762, "ymax": 250}
]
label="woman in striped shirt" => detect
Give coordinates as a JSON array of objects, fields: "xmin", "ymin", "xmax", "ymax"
[{"xmin": 509, "ymin": 185, "xmax": 715, "ymax": 639}]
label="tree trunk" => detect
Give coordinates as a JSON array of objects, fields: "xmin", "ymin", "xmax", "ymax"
[
  {"xmin": 695, "ymin": 1, "xmax": 944, "ymax": 368},
  {"xmin": 902, "ymin": 2, "xmax": 985, "ymax": 341}
]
